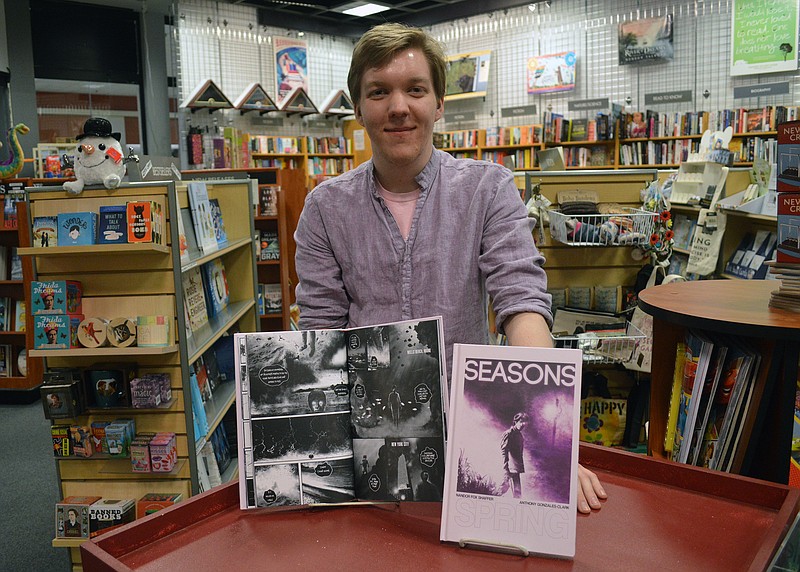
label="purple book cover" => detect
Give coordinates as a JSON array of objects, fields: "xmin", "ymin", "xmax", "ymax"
[{"xmin": 441, "ymin": 343, "xmax": 582, "ymax": 558}]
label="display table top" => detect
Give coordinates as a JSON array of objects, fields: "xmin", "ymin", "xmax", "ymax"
[{"xmin": 81, "ymin": 444, "xmax": 799, "ymax": 572}]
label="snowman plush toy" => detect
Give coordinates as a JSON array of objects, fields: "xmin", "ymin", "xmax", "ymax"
[{"xmin": 64, "ymin": 117, "xmax": 135, "ymax": 195}]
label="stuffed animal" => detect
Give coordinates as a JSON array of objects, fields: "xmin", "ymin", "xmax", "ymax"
[{"xmin": 64, "ymin": 118, "xmax": 131, "ymax": 195}]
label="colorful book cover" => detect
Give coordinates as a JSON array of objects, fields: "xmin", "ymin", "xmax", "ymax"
[
  {"xmin": 209, "ymin": 198, "xmax": 228, "ymax": 246},
  {"xmin": 235, "ymin": 317, "xmax": 447, "ymax": 509},
  {"xmin": 672, "ymin": 330, "xmax": 714, "ymax": 464},
  {"xmin": 187, "ymin": 182, "xmax": 219, "ymax": 255},
  {"xmin": 14, "ymin": 300, "xmax": 25, "ymax": 332},
  {"xmin": 260, "ymin": 230, "xmax": 280, "ymax": 261},
  {"xmin": 259, "ymin": 185, "xmax": 280, "ymax": 216},
  {"xmin": 181, "ymin": 266, "xmax": 209, "ymax": 332},
  {"xmin": 440, "ymin": 344, "xmax": 582, "ymax": 558},
  {"xmin": 202, "ymin": 258, "xmax": 229, "ymax": 317},
  {"xmin": 33, "ymin": 216, "xmax": 58, "ymax": 248}
]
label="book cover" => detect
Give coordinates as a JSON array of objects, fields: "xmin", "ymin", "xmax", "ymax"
[
  {"xmin": 57, "ymin": 212, "xmax": 97, "ymax": 246},
  {"xmin": 260, "ymin": 230, "xmax": 280, "ymax": 261},
  {"xmin": 176, "ymin": 204, "xmax": 189, "ymax": 264},
  {"xmin": 262, "ymin": 283, "xmax": 282, "ymax": 314},
  {"xmin": 672, "ymin": 330, "xmax": 714, "ymax": 463},
  {"xmin": 32, "ymin": 216, "xmax": 58, "ymax": 248},
  {"xmin": 440, "ymin": 343, "xmax": 582, "ymax": 558},
  {"xmin": 209, "ymin": 198, "xmax": 228, "ymax": 246},
  {"xmin": 687, "ymin": 341, "xmax": 728, "ymax": 466},
  {"xmin": 14, "ymin": 300, "xmax": 25, "ymax": 332},
  {"xmin": 670, "ymin": 214, "xmax": 695, "ymax": 251},
  {"xmin": 259, "ymin": 185, "xmax": 280, "ymax": 216},
  {"xmin": 569, "ymin": 119, "xmax": 588, "ymax": 142},
  {"xmin": 202, "ymin": 258, "xmax": 230, "ymax": 317},
  {"xmin": 98, "ymin": 205, "xmax": 128, "ymax": 244},
  {"xmin": 187, "ymin": 182, "xmax": 219, "ymax": 255},
  {"xmin": 235, "ymin": 317, "xmax": 447, "ymax": 509},
  {"xmin": 181, "ymin": 266, "xmax": 209, "ymax": 332},
  {"xmin": 664, "ymin": 341, "xmax": 687, "ymax": 454},
  {"xmin": 0, "ymin": 296, "xmax": 9, "ymax": 331}
]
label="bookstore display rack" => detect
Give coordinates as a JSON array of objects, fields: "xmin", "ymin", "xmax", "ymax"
[
  {"xmin": 0, "ymin": 180, "xmax": 43, "ymax": 403},
  {"xmin": 182, "ymin": 167, "xmax": 306, "ymax": 330},
  {"xmin": 639, "ymin": 279, "xmax": 800, "ymax": 485},
  {"xmin": 81, "ymin": 443, "xmax": 800, "ymax": 571},
  {"xmin": 21, "ymin": 180, "xmax": 258, "ymax": 565}
]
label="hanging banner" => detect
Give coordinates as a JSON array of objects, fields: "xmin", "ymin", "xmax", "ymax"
[
  {"xmin": 527, "ymin": 51, "xmax": 576, "ymax": 94},
  {"xmin": 274, "ymin": 36, "xmax": 308, "ymax": 107},
  {"xmin": 444, "ymin": 50, "xmax": 491, "ymax": 101},
  {"xmin": 731, "ymin": 0, "xmax": 799, "ymax": 76},
  {"xmin": 618, "ymin": 14, "xmax": 674, "ymax": 65}
]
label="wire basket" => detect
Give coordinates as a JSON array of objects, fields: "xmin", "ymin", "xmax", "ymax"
[
  {"xmin": 552, "ymin": 321, "xmax": 646, "ymax": 365},
  {"xmin": 549, "ymin": 208, "xmax": 658, "ymax": 247}
]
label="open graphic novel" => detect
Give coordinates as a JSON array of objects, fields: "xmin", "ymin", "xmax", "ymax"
[
  {"xmin": 235, "ymin": 317, "xmax": 447, "ymax": 509},
  {"xmin": 440, "ymin": 344, "xmax": 582, "ymax": 559}
]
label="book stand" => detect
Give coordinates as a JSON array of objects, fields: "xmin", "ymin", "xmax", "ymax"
[{"xmin": 457, "ymin": 538, "xmax": 529, "ymax": 557}]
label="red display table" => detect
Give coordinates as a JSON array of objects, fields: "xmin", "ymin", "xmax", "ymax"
[{"xmin": 81, "ymin": 444, "xmax": 799, "ymax": 571}]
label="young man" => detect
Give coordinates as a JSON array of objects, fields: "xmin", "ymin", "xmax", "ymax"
[
  {"xmin": 499, "ymin": 412, "xmax": 529, "ymax": 499},
  {"xmin": 294, "ymin": 22, "xmax": 606, "ymax": 513}
]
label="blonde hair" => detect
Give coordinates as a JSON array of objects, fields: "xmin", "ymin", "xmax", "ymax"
[{"xmin": 348, "ymin": 23, "xmax": 447, "ymax": 104}]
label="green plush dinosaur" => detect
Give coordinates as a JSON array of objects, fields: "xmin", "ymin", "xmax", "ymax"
[{"xmin": 0, "ymin": 123, "xmax": 30, "ymax": 180}]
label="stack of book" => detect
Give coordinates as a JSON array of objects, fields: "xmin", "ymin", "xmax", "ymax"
[{"xmin": 766, "ymin": 261, "xmax": 800, "ymax": 312}]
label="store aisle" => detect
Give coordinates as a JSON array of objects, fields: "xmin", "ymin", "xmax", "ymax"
[{"xmin": 0, "ymin": 401, "xmax": 70, "ymax": 572}]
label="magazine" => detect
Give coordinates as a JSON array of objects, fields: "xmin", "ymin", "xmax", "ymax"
[
  {"xmin": 440, "ymin": 343, "xmax": 582, "ymax": 559},
  {"xmin": 235, "ymin": 317, "xmax": 447, "ymax": 509}
]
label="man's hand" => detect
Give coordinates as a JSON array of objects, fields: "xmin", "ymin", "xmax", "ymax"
[{"xmin": 577, "ymin": 463, "xmax": 606, "ymax": 514}]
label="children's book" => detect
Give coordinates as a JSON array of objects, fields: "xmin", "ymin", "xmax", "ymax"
[
  {"xmin": 202, "ymin": 259, "xmax": 229, "ymax": 318},
  {"xmin": 186, "ymin": 182, "xmax": 219, "ymax": 255},
  {"xmin": 440, "ymin": 343, "xmax": 582, "ymax": 559},
  {"xmin": 672, "ymin": 330, "xmax": 714, "ymax": 464},
  {"xmin": 209, "ymin": 198, "xmax": 228, "ymax": 246},
  {"xmin": 14, "ymin": 300, "xmax": 25, "ymax": 332},
  {"xmin": 235, "ymin": 317, "xmax": 447, "ymax": 509},
  {"xmin": 181, "ymin": 266, "xmax": 209, "ymax": 332},
  {"xmin": 176, "ymin": 205, "xmax": 190, "ymax": 264}
]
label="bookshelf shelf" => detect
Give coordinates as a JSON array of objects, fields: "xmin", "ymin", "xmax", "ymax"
[
  {"xmin": 195, "ymin": 381, "xmax": 236, "ymax": 455},
  {"xmin": 30, "ymin": 345, "xmax": 179, "ymax": 358},
  {"xmin": 621, "ymin": 135, "xmax": 702, "ymax": 143},
  {"xmin": 549, "ymin": 139, "xmax": 614, "ymax": 147},
  {"xmin": 0, "ymin": 280, "xmax": 23, "ymax": 286},
  {"xmin": 187, "ymin": 299, "xmax": 256, "ymax": 364},
  {"xmin": 86, "ymin": 396, "xmax": 179, "ymax": 414},
  {"xmin": 18, "ymin": 243, "xmax": 170, "ymax": 257},
  {"xmin": 254, "ymin": 215, "xmax": 278, "ymax": 222},
  {"xmin": 52, "ymin": 538, "xmax": 87, "ymax": 548},
  {"xmin": 180, "ymin": 237, "xmax": 253, "ymax": 273}
]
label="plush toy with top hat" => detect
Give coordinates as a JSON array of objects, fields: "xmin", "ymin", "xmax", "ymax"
[{"xmin": 63, "ymin": 117, "xmax": 137, "ymax": 195}]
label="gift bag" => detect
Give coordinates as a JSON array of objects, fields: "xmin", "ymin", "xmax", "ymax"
[
  {"xmin": 686, "ymin": 209, "xmax": 726, "ymax": 276},
  {"xmin": 580, "ymin": 396, "xmax": 627, "ymax": 446},
  {"xmin": 624, "ymin": 264, "xmax": 664, "ymax": 374}
]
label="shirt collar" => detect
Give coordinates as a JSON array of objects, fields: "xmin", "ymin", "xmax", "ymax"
[{"xmin": 368, "ymin": 146, "xmax": 441, "ymax": 198}]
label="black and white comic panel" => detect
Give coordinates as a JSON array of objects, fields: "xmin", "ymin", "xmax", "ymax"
[
  {"xmin": 348, "ymin": 320, "xmax": 444, "ymax": 439},
  {"xmin": 353, "ymin": 437, "xmax": 444, "ymax": 502}
]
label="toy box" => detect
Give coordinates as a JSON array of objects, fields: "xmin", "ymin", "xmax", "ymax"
[
  {"xmin": 70, "ymin": 425, "xmax": 94, "ymax": 457},
  {"xmin": 127, "ymin": 200, "xmax": 159, "ymax": 244},
  {"xmin": 136, "ymin": 493, "xmax": 183, "ymax": 519},
  {"xmin": 88, "ymin": 498, "xmax": 135, "ymax": 538},
  {"xmin": 34, "ymin": 313, "xmax": 83, "ymax": 350},
  {"xmin": 130, "ymin": 376, "xmax": 162, "ymax": 409},
  {"xmin": 31, "ymin": 280, "xmax": 82, "ymax": 315},
  {"xmin": 41, "ymin": 382, "xmax": 83, "ymax": 420},
  {"xmin": 91, "ymin": 421, "xmax": 111, "ymax": 454},
  {"xmin": 136, "ymin": 315, "xmax": 171, "ymax": 347},
  {"xmin": 52, "ymin": 425, "xmax": 72, "ymax": 457},
  {"xmin": 150, "ymin": 432, "xmax": 177, "ymax": 472},
  {"xmin": 85, "ymin": 362, "xmax": 137, "ymax": 408},
  {"xmin": 32, "ymin": 216, "xmax": 58, "ymax": 248},
  {"xmin": 130, "ymin": 433, "xmax": 156, "ymax": 472},
  {"xmin": 98, "ymin": 205, "xmax": 128, "ymax": 244},
  {"xmin": 57, "ymin": 212, "xmax": 98, "ymax": 246},
  {"xmin": 105, "ymin": 420, "xmax": 135, "ymax": 457},
  {"xmin": 55, "ymin": 496, "xmax": 101, "ymax": 539}
]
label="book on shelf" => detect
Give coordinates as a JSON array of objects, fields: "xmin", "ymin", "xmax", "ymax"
[
  {"xmin": 235, "ymin": 316, "xmax": 447, "ymax": 509},
  {"xmin": 440, "ymin": 343, "xmax": 582, "ymax": 558},
  {"xmin": 670, "ymin": 214, "xmax": 696, "ymax": 251},
  {"xmin": 186, "ymin": 182, "xmax": 219, "ymax": 255},
  {"xmin": 9, "ymin": 248, "xmax": 21, "ymax": 281},
  {"xmin": 14, "ymin": 300, "xmax": 25, "ymax": 332},
  {"xmin": 176, "ymin": 205, "xmax": 190, "ymax": 264},
  {"xmin": 181, "ymin": 266, "xmax": 209, "ymax": 332},
  {"xmin": 687, "ymin": 342, "xmax": 728, "ymax": 466},
  {"xmin": 201, "ymin": 258, "xmax": 230, "ymax": 318},
  {"xmin": 258, "ymin": 185, "xmax": 280, "ymax": 216},
  {"xmin": 664, "ymin": 341, "xmax": 687, "ymax": 454},
  {"xmin": 671, "ymin": 330, "xmax": 714, "ymax": 463},
  {"xmin": 569, "ymin": 118, "xmax": 588, "ymax": 142},
  {"xmin": 259, "ymin": 283, "xmax": 282, "ymax": 314},
  {"xmin": 0, "ymin": 296, "xmax": 10, "ymax": 331},
  {"xmin": 719, "ymin": 342, "xmax": 762, "ymax": 473},
  {"xmin": 0, "ymin": 344, "xmax": 10, "ymax": 377},
  {"xmin": 209, "ymin": 198, "xmax": 228, "ymax": 246},
  {"xmin": 259, "ymin": 230, "xmax": 280, "ymax": 261}
]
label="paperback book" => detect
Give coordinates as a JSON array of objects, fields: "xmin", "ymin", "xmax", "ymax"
[
  {"xmin": 187, "ymin": 182, "xmax": 219, "ymax": 255},
  {"xmin": 202, "ymin": 259, "xmax": 230, "ymax": 318},
  {"xmin": 235, "ymin": 317, "xmax": 447, "ymax": 509},
  {"xmin": 440, "ymin": 344, "xmax": 582, "ymax": 559},
  {"xmin": 181, "ymin": 266, "xmax": 209, "ymax": 332}
]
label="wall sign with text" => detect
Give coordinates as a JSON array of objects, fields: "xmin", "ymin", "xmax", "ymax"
[{"xmin": 730, "ymin": 0, "xmax": 799, "ymax": 76}]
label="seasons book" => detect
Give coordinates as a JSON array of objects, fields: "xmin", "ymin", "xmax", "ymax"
[
  {"xmin": 440, "ymin": 343, "xmax": 582, "ymax": 559},
  {"xmin": 235, "ymin": 317, "xmax": 447, "ymax": 509}
]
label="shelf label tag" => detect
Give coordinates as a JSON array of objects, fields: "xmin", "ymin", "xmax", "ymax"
[{"xmin": 644, "ymin": 90, "xmax": 692, "ymax": 105}]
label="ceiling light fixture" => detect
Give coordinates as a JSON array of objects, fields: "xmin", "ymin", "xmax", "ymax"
[{"xmin": 335, "ymin": 1, "xmax": 390, "ymax": 17}]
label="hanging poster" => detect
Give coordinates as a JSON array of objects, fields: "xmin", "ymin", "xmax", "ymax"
[
  {"xmin": 444, "ymin": 50, "xmax": 491, "ymax": 101},
  {"xmin": 618, "ymin": 14, "xmax": 674, "ymax": 65},
  {"xmin": 274, "ymin": 36, "xmax": 308, "ymax": 107},
  {"xmin": 527, "ymin": 51, "xmax": 576, "ymax": 94},
  {"xmin": 730, "ymin": 0, "xmax": 799, "ymax": 76}
]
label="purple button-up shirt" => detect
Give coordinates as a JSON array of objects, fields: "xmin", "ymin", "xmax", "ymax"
[{"xmin": 294, "ymin": 148, "xmax": 552, "ymax": 378}]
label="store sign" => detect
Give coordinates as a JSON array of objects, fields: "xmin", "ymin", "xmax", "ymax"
[
  {"xmin": 568, "ymin": 98, "xmax": 609, "ymax": 111},
  {"xmin": 307, "ymin": 120, "xmax": 332, "ymax": 129},
  {"xmin": 733, "ymin": 82, "xmax": 790, "ymax": 99},
  {"xmin": 645, "ymin": 90, "xmax": 692, "ymax": 105},
  {"xmin": 501, "ymin": 105, "xmax": 537, "ymax": 118},
  {"xmin": 251, "ymin": 117, "xmax": 284, "ymax": 127},
  {"xmin": 444, "ymin": 111, "xmax": 476, "ymax": 123}
]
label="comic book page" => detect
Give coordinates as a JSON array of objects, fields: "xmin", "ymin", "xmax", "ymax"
[
  {"xmin": 235, "ymin": 317, "xmax": 447, "ymax": 509},
  {"xmin": 347, "ymin": 317, "xmax": 447, "ymax": 502},
  {"xmin": 440, "ymin": 344, "xmax": 582, "ymax": 559}
]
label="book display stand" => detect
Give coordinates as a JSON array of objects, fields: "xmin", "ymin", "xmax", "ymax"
[
  {"xmin": 639, "ymin": 279, "xmax": 800, "ymax": 484},
  {"xmin": 81, "ymin": 444, "xmax": 799, "ymax": 571}
]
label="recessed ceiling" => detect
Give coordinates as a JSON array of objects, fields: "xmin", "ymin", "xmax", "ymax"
[{"xmin": 232, "ymin": 0, "xmax": 544, "ymax": 37}]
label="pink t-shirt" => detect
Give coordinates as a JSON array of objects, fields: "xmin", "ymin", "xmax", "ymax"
[{"xmin": 377, "ymin": 181, "xmax": 420, "ymax": 241}]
